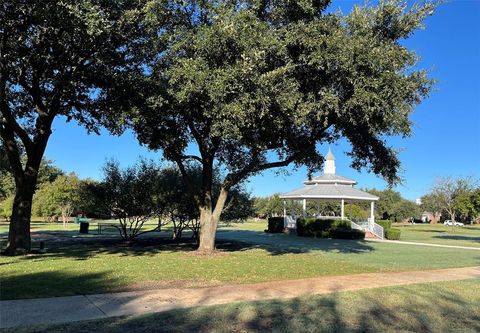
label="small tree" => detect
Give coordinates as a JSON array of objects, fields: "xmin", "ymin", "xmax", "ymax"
[
  {"xmin": 221, "ymin": 186, "xmax": 254, "ymax": 223},
  {"xmin": 344, "ymin": 204, "xmax": 368, "ymax": 220},
  {"xmin": 420, "ymin": 193, "xmax": 443, "ymax": 223},
  {"xmin": 430, "ymin": 177, "xmax": 477, "ymax": 228},
  {"xmin": 77, "ymin": 179, "xmax": 109, "ymax": 218},
  {"xmin": 455, "ymin": 188, "xmax": 480, "ymax": 224},
  {"xmin": 32, "ymin": 174, "xmax": 81, "ymax": 226},
  {"xmin": 102, "ymin": 160, "xmax": 161, "ymax": 241}
]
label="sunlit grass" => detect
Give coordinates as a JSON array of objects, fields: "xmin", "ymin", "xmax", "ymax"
[{"xmin": 392, "ymin": 223, "xmax": 480, "ymax": 247}]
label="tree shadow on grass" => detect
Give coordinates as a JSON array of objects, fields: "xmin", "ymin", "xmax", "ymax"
[
  {"xmin": 433, "ymin": 234, "xmax": 480, "ymax": 243},
  {"xmin": 410, "ymin": 229, "xmax": 446, "ymax": 233},
  {"xmin": 216, "ymin": 230, "xmax": 375, "ymax": 255},
  {"xmin": 86, "ymin": 283, "xmax": 480, "ymax": 332},
  {"xmin": 4, "ymin": 280, "xmax": 479, "ymax": 333},
  {"xmin": 5, "ymin": 237, "xmax": 200, "ymax": 262},
  {"xmin": 1, "ymin": 229, "xmax": 375, "ymax": 263},
  {"xmin": 0, "ymin": 270, "xmax": 119, "ymax": 301}
]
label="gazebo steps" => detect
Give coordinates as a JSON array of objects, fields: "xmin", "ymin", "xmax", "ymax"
[{"xmin": 365, "ymin": 231, "xmax": 380, "ymax": 239}]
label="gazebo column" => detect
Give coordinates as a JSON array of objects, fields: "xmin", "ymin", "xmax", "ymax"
[
  {"xmin": 341, "ymin": 199, "xmax": 345, "ymax": 220},
  {"xmin": 302, "ymin": 199, "xmax": 307, "ymax": 217},
  {"xmin": 370, "ymin": 201, "xmax": 375, "ymax": 224},
  {"xmin": 283, "ymin": 200, "xmax": 286, "ymax": 227}
]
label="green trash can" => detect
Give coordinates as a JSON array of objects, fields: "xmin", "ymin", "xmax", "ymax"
[{"xmin": 79, "ymin": 222, "xmax": 89, "ymax": 234}]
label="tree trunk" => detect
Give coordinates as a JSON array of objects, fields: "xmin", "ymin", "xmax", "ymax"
[
  {"xmin": 4, "ymin": 180, "xmax": 36, "ymax": 255},
  {"xmin": 61, "ymin": 208, "xmax": 67, "ymax": 228},
  {"xmin": 197, "ymin": 188, "xmax": 229, "ymax": 252}
]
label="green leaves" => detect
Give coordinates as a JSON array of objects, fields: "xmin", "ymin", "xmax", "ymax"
[
  {"xmin": 129, "ymin": 0, "xmax": 438, "ymax": 187},
  {"xmin": 32, "ymin": 174, "xmax": 82, "ymax": 219}
]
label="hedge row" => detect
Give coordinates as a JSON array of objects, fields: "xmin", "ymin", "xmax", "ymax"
[
  {"xmin": 385, "ymin": 228, "xmax": 401, "ymax": 240},
  {"xmin": 331, "ymin": 228, "xmax": 366, "ymax": 240},
  {"xmin": 267, "ymin": 217, "xmax": 367, "ymax": 240},
  {"xmin": 376, "ymin": 220, "xmax": 392, "ymax": 230},
  {"xmin": 267, "ymin": 217, "xmax": 284, "ymax": 233},
  {"xmin": 376, "ymin": 219, "xmax": 401, "ymax": 240},
  {"xmin": 297, "ymin": 218, "xmax": 364, "ymax": 240},
  {"xmin": 297, "ymin": 218, "xmax": 351, "ymax": 237}
]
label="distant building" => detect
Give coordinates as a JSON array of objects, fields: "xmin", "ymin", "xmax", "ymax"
[{"xmin": 421, "ymin": 211, "xmax": 441, "ymax": 224}]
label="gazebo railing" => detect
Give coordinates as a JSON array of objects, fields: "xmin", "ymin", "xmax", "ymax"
[
  {"xmin": 283, "ymin": 214, "xmax": 384, "ymax": 239},
  {"xmin": 350, "ymin": 220, "xmax": 363, "ymax": 230},
  {"xmin": 284, "ymin": 215, "xmax": 297, "ymax": 229},
  {"xmin": 370, "ymin": 222, "xmax": 384, "ymax": 240}
]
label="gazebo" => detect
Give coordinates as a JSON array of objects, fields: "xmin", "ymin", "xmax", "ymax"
[{"xmin": 280, "ymin": 149, "xmax": 383, "ymax": 238}]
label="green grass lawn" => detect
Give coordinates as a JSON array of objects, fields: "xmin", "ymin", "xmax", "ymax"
[
  {"xmin": 392, "ymin": 223, "xmax": 480, "ymax": 247},
  {"xmin": 1, "ymin": 220, "xmax": 479, "ymax": 300},
  {"xmin": 5, "ymin": 279, "xmax": 479, "ymax": 333}
]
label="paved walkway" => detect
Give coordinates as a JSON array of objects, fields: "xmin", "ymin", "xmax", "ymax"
[
  {"xmin": 367, "ymin": 239, "xmax": 480, "ymax": 250},
  {"xmin": 1, "ymin": 266, "xmax": 479, "ymax": 329}
]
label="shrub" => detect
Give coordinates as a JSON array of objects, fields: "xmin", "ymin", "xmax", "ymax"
[
  {"xmin": 376, "ymin": 220, "xmax": 392, "ymax": 230},
  {"xmin": 331, "ymin": 219, "xmax": 352, "ymax": 230},
  {"xmin": 267, "ymin": 217, "xmax": 284, "ymax": 233},
  {"xmin": 331, "ymin": 229, "xmax": 366, "ymax": 240},
  {"xmin": 376, "ymin": 220, "xmax": 401, "ymax": 239},
  {"xmin": 385, "ymin": 228, "xmax": 401, "ymax": 240},
  {"xmin": 297, "ymin": 218, "xmax": 351, "ymax": 238}
]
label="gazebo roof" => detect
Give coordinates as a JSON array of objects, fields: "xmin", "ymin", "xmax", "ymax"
[
  {"xmin": 280, "ymin": 148, "xmax": 378, "ymax": 202},
  {"xmin": 280, "ymin": 184, "xmax": 379, "ymax": 201},
  {"xmin": 303, "ymin": 173, "xmax": 357, "ymax": 185}
]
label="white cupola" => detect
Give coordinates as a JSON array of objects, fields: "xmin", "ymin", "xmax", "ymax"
[{"xmin": 324, "ymin": 147, "xmax": 336, "ymax": 175}]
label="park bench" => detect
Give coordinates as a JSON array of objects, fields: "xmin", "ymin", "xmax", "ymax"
[{"xmin": 97, "ymin": 222, "xmax": 121, "ymax": 234}]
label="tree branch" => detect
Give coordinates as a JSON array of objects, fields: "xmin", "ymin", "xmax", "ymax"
[
  {"xmin": 173, "ymin": 155, "xmax": 200, "ymax": 207},
  {"xmin": 180, "ymin": 154, "xmax": 202, "ymax": 163},
  {"xmin": 224, "ymin": 154, "xmax": 298, "ymax": 189},
  {"xmin": 0, "ymin": 104, "xmax": 34, "ymax": 154}
]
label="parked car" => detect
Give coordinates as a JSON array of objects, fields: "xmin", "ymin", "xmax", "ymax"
[{"xmin": 443, "ymin": 220, "xmax": 464, "ymax": 226}]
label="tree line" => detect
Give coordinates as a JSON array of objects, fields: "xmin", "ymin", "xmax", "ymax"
[
  {"xmin": 0, "ymin": 157, "xmax": 254, "ymax": 241},
  {"xmin": 1, "ymin": 0, "xmax": 439, "ymax": 254},
  {"xmin": 421, "ymin": 176, "xmax": 480, "ymax": 224}
]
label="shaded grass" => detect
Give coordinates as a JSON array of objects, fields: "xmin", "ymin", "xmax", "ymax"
[{"xmin": 5, "ymin": 279, "xmax": 480, "ymax": 333}]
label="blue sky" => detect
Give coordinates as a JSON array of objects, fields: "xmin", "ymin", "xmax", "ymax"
[{"xmin": 44, "ymin": 0, "xmax": 480, "ymax": 201}]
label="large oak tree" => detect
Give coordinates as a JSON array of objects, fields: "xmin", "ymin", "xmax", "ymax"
[
  {"xmin": 128, "ymin": 0, "xmax": 437, "ymax": 252},
  {"xmin": 0, "ymin": 0, "xmax": 148, "ymax": 254}
]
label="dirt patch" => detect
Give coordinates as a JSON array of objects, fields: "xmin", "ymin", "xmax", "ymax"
[{"xmin": 112, "ymin": 279, "xmax": 224, "ymax": 292}]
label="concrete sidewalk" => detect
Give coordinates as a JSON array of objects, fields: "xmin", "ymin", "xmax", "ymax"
[
  {"xmin": 1, "ymin": 266, "xmax": 479, "ymax": 329},
  {"xmin": 367, "ymin": 238, "xmax": 480, "ymax": 250}
]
